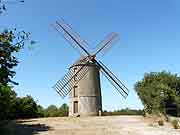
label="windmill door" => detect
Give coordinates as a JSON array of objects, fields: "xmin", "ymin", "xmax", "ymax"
[{"xmin": 74, "ymin": 101, "xmax": 78, "ymax": 113}]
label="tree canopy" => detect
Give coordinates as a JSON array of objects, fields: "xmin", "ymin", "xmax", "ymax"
[
  {"xmin": 0, "ymin": 29, "xmax": 32, "ymax": 85},
  {"xmin": 0, "ymin": 29, "xmax": 33, "ymax": 120},
  {"xmin": 0, "ymin": 29, "xmax": 68, "ymax": 120},
  {"xmin": 0, "ymin": 2, "xmax": 68, "ymax": 120},
  {"xmin": 44, "ymin": 104, "xmax": 69, "ymax": 117},
  {"xmin": 135, "ymin": 71, "xmax": 180, "ymax": 116}
]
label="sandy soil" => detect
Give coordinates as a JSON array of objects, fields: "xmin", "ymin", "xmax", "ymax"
[{"xmin": 11, "ymin": 116, "xmax": 180, "ymax": 135}]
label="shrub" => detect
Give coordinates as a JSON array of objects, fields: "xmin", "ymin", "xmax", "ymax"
[
  {"xmin": 171, "ymin": 119, "xmax": 180, "ymax": 129},
  {"xmin": 135, "ymin": 71, "xmax": 180, "ymax": 116},
  {"xmin": 158, "ymin": 120, "xmax": 164, "ymax": 126},
  {"xmin": 102, "ymin": 108, "xmax": 143, "ymax": 116}
]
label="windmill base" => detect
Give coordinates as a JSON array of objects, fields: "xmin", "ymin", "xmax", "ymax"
[{"xmin": 69, "ymin": 62, "xmax": 102, "ymax": 117}]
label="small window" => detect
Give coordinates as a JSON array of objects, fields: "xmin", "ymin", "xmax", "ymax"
[
  {"xmin": 73, "ymin": 67, "xmax": 78, "ymax": 82},
  {"xmin": 73, "ymin": 86, "xmax": 78, "ymax": 97},
  {"xmin": 74, "ymin": 101, "xmax": 78, "ymax": 113}
]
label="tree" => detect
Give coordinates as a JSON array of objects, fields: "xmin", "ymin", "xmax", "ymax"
[
  {"xmin": 0, "ymin": 84, "xmax": 16, "ymax": 120},
  {"xmin": 44, "ymin": 104, "xmax": 69, "ymax": 117},
  {"xmin": 17, "ymin": 95, "xmax": 39, "ymax": 118},
  {"xmin": 37, "ymin": 105, "xmax": 45, "ymax": 117},
  {"xmin": 58, "ymin": 103, "xmax": 69, "ymax": 117},
  {"xmin": 0, "ymin": 29, "xmax": 35, "ymax": 120},
  {"xmin": 45, "ymin": 105, "xmax": 58, "ymax": 117},
  {"xmin": 0, "ymin": 29, "xmax": 33, "ymax": 85},
  {"xmin": 135, "ymin": 71, "xmax": 180, "ymax": 116},
  {"xmin": 0, "ymin": 2, "xmax": 39, "ymax": 120}
]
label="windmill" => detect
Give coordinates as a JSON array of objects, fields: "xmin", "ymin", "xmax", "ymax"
[{"xmin": 52, "ymin": 20, "xmax": 129, "ymax": 116}]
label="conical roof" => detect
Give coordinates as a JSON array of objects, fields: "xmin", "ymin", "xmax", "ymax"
[{"xmin": 72, "ymin": 56, "xmax": 89, "ymax": 66}]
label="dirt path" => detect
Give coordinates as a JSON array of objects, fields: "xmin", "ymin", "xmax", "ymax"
[{"xmin": 6, "ymin": 116, "xmax": 180, "ymax": 135}]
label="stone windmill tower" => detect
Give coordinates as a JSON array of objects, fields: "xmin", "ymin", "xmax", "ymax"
[{"xmin": 52, "ymin": 20, "xmax": 129, "ymax": 117}]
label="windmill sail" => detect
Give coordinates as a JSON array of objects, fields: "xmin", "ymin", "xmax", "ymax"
[
  {"xmin": 92, "ymin": 32, "xmax": 119, "ymax": 57},
  {"xmin": 53, "ymin": 58, "xmax": 89, "ymax": 98},
  {"xmin": 59, "ymin": 20, "xmax": 89, "ymax": 50},
  {"xmin": 52, "ymin": 24, "xmax": 85, "ymax": 56},
  {"xmin": 95, "ymin": 60, "xmax": 129, "ymax": 98},
  {"xmin": 55, "ymin": 20, "xmax": 90, "ymax": 56}
]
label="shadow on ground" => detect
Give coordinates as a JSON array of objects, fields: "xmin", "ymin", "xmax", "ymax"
[{"xmin": 0, "ymin": 119, "xmax": 52, "ymax": 135}]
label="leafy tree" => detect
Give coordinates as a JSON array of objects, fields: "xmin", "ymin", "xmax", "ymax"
[
  {"xmin": 58, "ymin": 103, "xmax": 69, "ymax": 117},
  {"xmin": 18, "ymin": 95, "xmax": 38, "ymax": 118},
  {"xmin": 37, "ymin": 105, "xmax": 45, "ymax": 117},
  {"xmin": 0, "ymin": 29, "xmax": 35, "ymax": 120},
  {"xmin": 135, "ymin": 71, "xmax": 180, "ymax": 116},
  {"xmin": 44, "ymin": 104, "xmax": 69, "ymax": 117},
  {"xmin": 103, "ymin": 108, "xmax": 143, "ymax": 116},
  {"xmin": 0, "ymin": 29, "xmax": 33, "ymax": 85},
  {"xmin": 0, "ymin": 84, "xmax": 16, "ymax": 120},
  {"xmin": 45, "ymin": 105, "xmax": 58, "ymax": 117},
  {"xmin": 0, "ymin": 2, "xmax": 39, "ymax": 120}
]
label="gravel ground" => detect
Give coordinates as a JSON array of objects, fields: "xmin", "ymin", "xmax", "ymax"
[{"xmin": 9, "ymin": 116, "xmax": 180, "ymax": 135}]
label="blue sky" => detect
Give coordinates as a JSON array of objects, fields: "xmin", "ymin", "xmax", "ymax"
[{"xmin": 1, "ymin": 0, "xmax": 180, "ymax": 110}]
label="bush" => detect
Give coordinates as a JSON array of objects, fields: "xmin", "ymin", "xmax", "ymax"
[
  {"xmin": 44, "ymin": 104, "xmax": 69, "ymax": 117},
  {"xmin": 103, "ymin": 108, "xmax": 143, "ymax": 116},
  {"xmin": 171, "ymin": 119, "xmax": 180, "ymax": 129},
  {"xmin": 135, "ymin": 71, "xmax": 180, "ymax": 116},
  {"xmin": 158, "ymin": 120, "xmax": 164, "ymax": 126}
]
